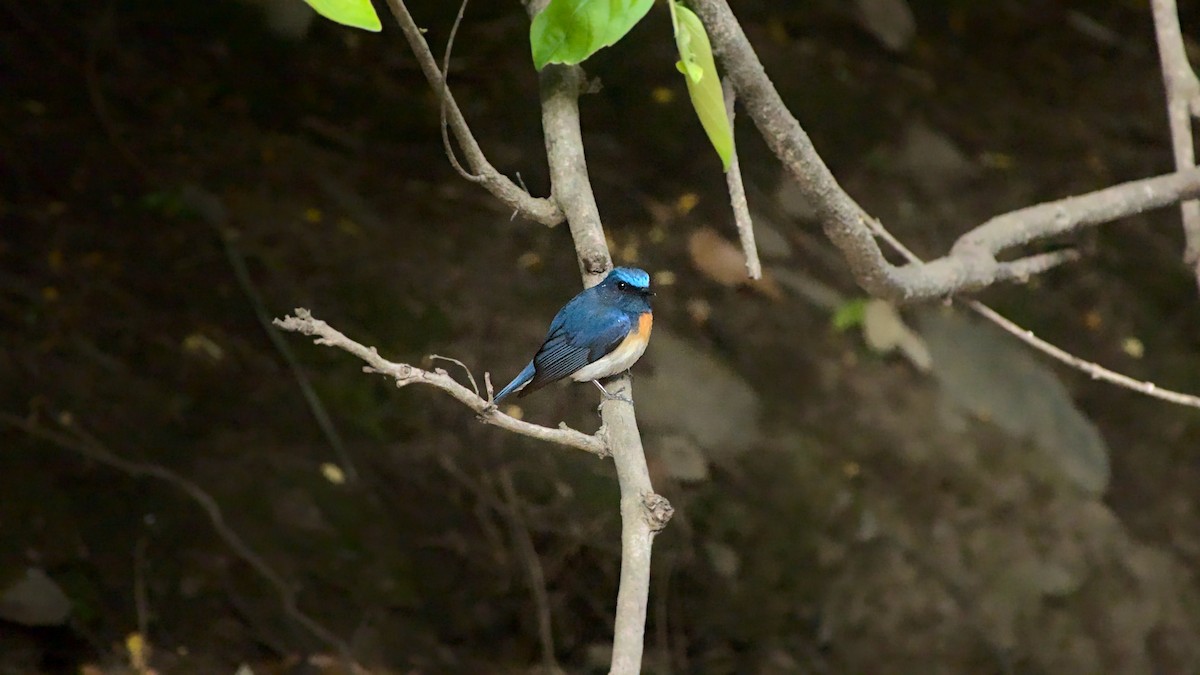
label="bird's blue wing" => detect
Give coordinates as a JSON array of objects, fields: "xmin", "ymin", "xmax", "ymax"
[{"xmin": 522, "ymin": 306, "xmax": 632, "ymax": 395}]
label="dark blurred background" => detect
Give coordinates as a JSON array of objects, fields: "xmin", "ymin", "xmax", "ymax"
[{"xmin": 3, "ymin": 0, "xmax": 1200, "ymax": 672}]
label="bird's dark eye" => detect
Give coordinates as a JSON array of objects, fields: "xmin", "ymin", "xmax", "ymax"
[{"xmin": 617, "ymin": 281, "xmax": 629, "ymax": 291}]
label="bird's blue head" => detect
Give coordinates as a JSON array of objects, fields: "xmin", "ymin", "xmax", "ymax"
[
  {"xmin": 609, "ymin": 267, "xmax": 650, "ymax": 290},
  {"xmin": 597, "ymin": 267, "xmax": 654, "ymax": 312}
]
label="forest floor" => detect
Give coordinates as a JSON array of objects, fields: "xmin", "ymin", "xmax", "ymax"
[{"xmin": 3, "ymin": 0, "xmax": 1200, "ymax": 673}]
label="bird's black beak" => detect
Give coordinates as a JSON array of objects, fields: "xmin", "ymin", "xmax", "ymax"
[{"xmin": 643, "ymin": 289, "xmax": 656, "ymax": 297}]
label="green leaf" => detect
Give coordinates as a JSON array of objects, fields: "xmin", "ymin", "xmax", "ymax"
[
  {"xmin": 530, "ymin": 0, "xmax": 655, "ymax": 70},
  {"xmin": 303, "ymin": 0, "xmax": 381, "ymax": 32},
  {"xmin": 676, "ymin": 60, "xmax": 703, "ymax": 83},
  {"xmin": 672, "ymin": 3, "xmax": 732, "ymax": 171},
  {"xmin": 831, "ymin": 298, "xmax": 869, "ymax": 332}
]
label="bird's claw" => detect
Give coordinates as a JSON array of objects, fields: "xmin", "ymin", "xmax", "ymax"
[
  {"xmin": 601, "ymin": 391, "xmax": 634, "ymax": 405},
  {"xmin": 592, "ymin": 380, "xmax": 633, "ymax": 405}
]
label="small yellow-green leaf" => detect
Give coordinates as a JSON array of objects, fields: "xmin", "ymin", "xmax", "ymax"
[
  {"xmin": 672, "ymin": 3, "xmax": 732, "ymax": 171},
  {"xmin": 304, "ymin": 0, "xmax": 381, "ymax": 32},
  {"xmin": 831, "ymin": 298, "xmax": 869, "ymax": 332},
  {"xmin": 530, "ymin": 0, "xmax": 656, "ymax": 70}
]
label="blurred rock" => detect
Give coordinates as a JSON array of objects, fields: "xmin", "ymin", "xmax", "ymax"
[
  {"xmin": 771, "ymin": 267, "xmax": 845, "ymax": 310},
  {"xmin": 0, "ymin": 568, "xmax": 70, "ymax": 626},
  {"xmin": 705, "ymin": 541, "xmax": 741, "ymax": 579},
  {"xmin": 854, "ymin": 0, "xmax": 917, "ymax": 52},
  {"xmin": 747, "ymin": 212, "xmax": 794, "ymax": 260},
  {"xmin": 637, "ymin": 330, "xmax": 762, "ymax": 463},
  {"xmin": 775, "ymin": 177, "xmax": 820, "ymax": 223},
  {"xmin": 271, "ymin": 487, "xmax": 334, "ymax": 534},
  {"xmin": 917, "ymin": 307, "xmax": 1110, "ymax": 495},
  {"xmin": 862, "ymin": 299, "xmax": 932, "ymax": 371},
  {"xmin": 656, "ymin": 434, "xmax": 710, "ymax": 483},
  {"xmin": 688, "ymin": 228, "xmax": 784, "ymax": 299},
  {"xmin": 895, "ymin": 122, "xmax": 978, "ymax": 197}
]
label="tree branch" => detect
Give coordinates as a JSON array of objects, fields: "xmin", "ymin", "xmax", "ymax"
[
  {"xmin": 722, "ymin": 77, "xmax": 762, "ymax": 279},
  {"xmin": 690, "ymin": 0, "xmax": 1200, "ymax": 302},
  {"xmin": 273, "ymin": 309, "xmax": 608, "ymax": 457},
  {"xmin": 381, "ymin": 0, "xmax": 565, "ymax": 226},
  {"xmin": 535, "ymin": 41, "xmax": 673, "ymax": 675},
  {"xmin": 1150, "ymin": 0, "xmax": 1200, "ymax": 285},
  {"xmin": 181, "ymin": 185, "xmax": 361, "ymax": 485},
  {"xmin": 497, "ymin": 466, "xmax": 563, "ymax": 675},
  {"xmin": 965, "ymin": 300, "xmax": 1200, "ymax": 409},
  {"xmin": 865, "ymin": 217, "xmax": 1200, "ymax": 409}
]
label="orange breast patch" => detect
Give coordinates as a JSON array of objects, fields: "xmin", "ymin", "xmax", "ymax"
[{"xmin": 637, "ymin": 311, "xmax": 653, "ymax": 337}]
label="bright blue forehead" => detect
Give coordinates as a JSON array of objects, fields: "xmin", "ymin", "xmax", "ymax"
[{"xmin": 610, "ymin": 267, "xmax": 650, "ymax": 288}]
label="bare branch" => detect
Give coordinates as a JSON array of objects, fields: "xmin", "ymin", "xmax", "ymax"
[
  {"xmin": 1150, "ymin": 0, "xmax": 1200, "ymax": 276},
  {"xmin": 538, "ymin": 66, "xmax": 611, "ymax": 279},
  {"xmin": 698, "ymin": 0, "xmax": 1200, "ymax": 406},
  {"xmin": 438, "ymin": 0, "xmax": 482, "ymax": 184},
  {"xmin": 429, "ymin": 354, "xmax": 480, "ymax": 397},
  {"xmin": 381, "ymin": 0, "xmax": 565, "ymax": 227},
  {"xmin": 865, "ymin": 217, "xmax": 1200, "ymax": 409},
  {"xmin": 951, "ymin": 167, "xmax": 1200, "ymax": 258},
  {"xmin": 273, "ymin": 309, "xmax": 608, "ymax": 457},
  {"xmin": 182, "ymin": 185, "xmax": 361, "ymax": 485},
  {"xmin": 722, "ymin": 77, "xmax": 762, "ymax": 279},
  {"xmin": 497, "ymin": 466, "xmax": 563, "ymax": 674},
  {"xmin": 690, "ymin": 0, "xmax": 1200, "ymax": 302},
  {"xmin": 536, "ymin": 51, "xmax": 670, "ymax": 675}
]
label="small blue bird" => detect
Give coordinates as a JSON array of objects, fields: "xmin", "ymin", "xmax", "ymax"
[{"xmin": 493, "ymin": 267, "xmax": 655, "ymax": 404}]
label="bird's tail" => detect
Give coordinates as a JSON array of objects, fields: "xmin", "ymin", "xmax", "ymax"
[{"xmin": 493, "ymin": 361, "xmax": 535, "ymax": 404}]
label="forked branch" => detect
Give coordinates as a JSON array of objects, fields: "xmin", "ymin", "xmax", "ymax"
[
  {"xmin": 866, "ymin": 219, "xmax": 1200, "ymax": 409},
  {"xmin": 691, "ymin": 0, "xmax": 1200, "ymax": 302},
  {"xmin": 381, "ymin": 0, "xmax": 565, "ymax": 226},
  {"xmin": 1150, "ymin": 0, "xmax": 1200, "ymax": 285}
]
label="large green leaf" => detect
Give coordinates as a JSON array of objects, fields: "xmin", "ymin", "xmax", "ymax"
[
  {"xmin": 530, "ymin": 0, "xmax": 655, "ymax": 70},
  {"xmin": 672, "ymin": 2, "xmax": 732, "ymax": 171},
  {"xmin": 304, "ymin": 0, "xmax": 381, "ymax": 32}
]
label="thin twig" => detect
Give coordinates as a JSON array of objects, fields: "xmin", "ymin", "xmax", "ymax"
[
  {"xmin": 435, "ymin": 455, "xmax": 512, "ymax": 566},
  {"xmin": 965, "ymin": 301, "xmax": 1200, "ymax": 408},
  {"xmin": 438, "ymin": 0, "xmax": 482, "ymax": 183},
  {"xmin": 497, "ymin": 466, "xmax": 562, "ymax": 675},
  {"xmin": 429, "ymin": 354, "xmax": 480, "ymax": 397},
  {"xmin": 381, "ymin": 0, "xmax": 564, "ymax": 226},
  {"xmin": 864, "ymin": 220, "xmax": 1200, "ymax": 409},
  {"xmin": 84, "ymin": 10, "xmax": 151, "ymax": 179},
  {"xmin": 224, "ymin": 231, "xmax": 361, "ymax": 483},
  {"xmin": 183, "ymin": 186, "xmax": 361, "ymax": 485},
  {"xmin": 654, "ymin": 552, "xmax": 675, "ymax": 675},
  {"xmin": 0, "ymin": 412, "xmax": 361, "ymax": 667},
  {"xmin": 274, "ymin": 309, "xmax": 609, "ymax": 457},
  {"xmin": 1150, "ymin": 0, "xmax": 1200, "ymax": 278},
  {"xmin": 721, "ymin": 77, "xmax": 761, "ymax": 279},
  {"xmin": 133, "ymin": 537, "xmax": 150, "ymax": 638}
]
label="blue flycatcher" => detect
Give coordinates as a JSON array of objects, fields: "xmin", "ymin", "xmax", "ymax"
[{"xmin": 493, "ymin": 267, "xmax": 654, "ymax": 403}]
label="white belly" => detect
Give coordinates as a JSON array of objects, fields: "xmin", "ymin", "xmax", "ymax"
[{"xmin": 571, "ymin": 335, "xmax": 648, "ymax": 383}]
